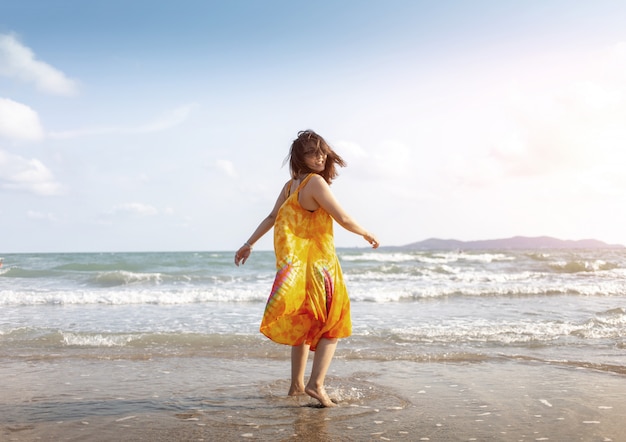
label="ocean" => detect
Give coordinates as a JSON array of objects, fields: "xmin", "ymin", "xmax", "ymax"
[
  {"xmin": 2, "ymin": 248, "xmax": 626, "ymax": 440},
  {"xmin": 2, "ymin": 248, "xmax": 625, "ymax": 368}
]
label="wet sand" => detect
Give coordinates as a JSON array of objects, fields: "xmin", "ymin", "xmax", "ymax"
[{"xmin": 1, "ymin": 353, "xmax": 625, "ymax": 441}]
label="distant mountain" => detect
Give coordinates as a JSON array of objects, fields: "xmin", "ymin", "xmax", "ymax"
[{"xmin": 402, "ymin": 236, "xmax": 625, "ymax": 250}]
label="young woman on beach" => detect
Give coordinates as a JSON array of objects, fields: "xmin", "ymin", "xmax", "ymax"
[{"xmin": 234, "ymin": 130, "xmax": 379, "ymax": 407}]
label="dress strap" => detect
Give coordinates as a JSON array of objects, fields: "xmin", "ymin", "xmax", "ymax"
[
  {"xmin": 295, "ymin": 174, "xmax": 314, "ymax": 193},
  {"xmin": 285, "ymin": 174, "xmax": 314, "ymax": 199}
]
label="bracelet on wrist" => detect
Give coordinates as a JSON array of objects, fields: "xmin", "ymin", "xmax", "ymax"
[{"xmin": 244, "ymin": 242, "xmax": 253, "ymax": 249}]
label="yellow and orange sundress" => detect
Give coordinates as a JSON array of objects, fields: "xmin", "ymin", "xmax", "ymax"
[{"xmin": 260, "ymin": 174, "xmax": 351, "ymax": 351}]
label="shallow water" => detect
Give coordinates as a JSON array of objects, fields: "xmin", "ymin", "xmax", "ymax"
[
  {"xmin": 2, "ymin": 248, "xmax": 626, "ymax": 440},
  {"xmin": 2, "ymin": 354, "xmax": 625, "ymax": 441}
]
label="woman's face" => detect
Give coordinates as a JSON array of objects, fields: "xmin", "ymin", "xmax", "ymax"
[{"xmin": 302, "ymin": 142, "xmax": 327, "ymax": 173}]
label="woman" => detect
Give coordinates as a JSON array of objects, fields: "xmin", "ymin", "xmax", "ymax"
[{"xmin": 234, "ymin": 130, "xmax": 379, "ymax": 407}]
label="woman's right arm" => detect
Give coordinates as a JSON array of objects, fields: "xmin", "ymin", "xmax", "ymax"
[{"xmin": 234, "ymin": 182, "xmax": 289, "ymax": 266}]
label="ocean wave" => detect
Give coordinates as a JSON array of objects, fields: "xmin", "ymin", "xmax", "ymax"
[
  {"xmin": 0, "ymin": 328, "xmax": 268, "ymax": 352},
  {"xmin": 549, "ymin": 259, "xmax": 619, "ymax": 273},
  {"xmin": 527, "ymin": 252, "xmax": 552, "ymax": 261},
  {"xmin": 1, "ymin": 278, "xmax": 625, "ymax": 306},
  {"xmin": 0, "ymin": 266, "xmax": 59, "ymax": 278},
  {"xmin": 340, "ymin": 251, "xmax": 515, "ymax": 264},
  {"xmin": 387, "ymin": 315, "xmax": 626, "ymax": 345},
  {"xmin": 0, "ymin": 328, "xmax": 138, "ymax": 348},
  {"xmin": 426, "ymin": 252, "xmax": 515, "ymax": 263},
  {"xmin": 92, "ymin": 270, "xmax": 164, "ymax": 287},
  {"xmin": 62, "ymin": 332, "xmax": 138, "ymax": 347},
  {"xmin": 11, "ymin": 317, "xmax": 621, "ymax": 352},
  {"xmin": 347, "ymin": 277, "xmax": 626, "ymax": 301},
  {"xmin": 341, "ymin": 348, "xmax": 492, "ymax": 363},
  {"xmin": 340, "ymin": 252, "xmax": 418, "ymax": 263},
  {"xmin": 0, "ymin": 286, "xmax": 270, "ymax": 306}
]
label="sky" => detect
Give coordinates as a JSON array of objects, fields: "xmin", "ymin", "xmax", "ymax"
[{"xmin": 2, "ymin": 0, "xmax": 626, "ymax": 253}]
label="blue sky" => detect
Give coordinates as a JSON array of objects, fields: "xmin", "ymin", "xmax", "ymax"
[{"xmin": 2, "ymin": 1, "xmax": 626, "ymax": 252}]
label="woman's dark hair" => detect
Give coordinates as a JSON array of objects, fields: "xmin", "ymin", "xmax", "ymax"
[{"xmin": 285, "ymin": 130, "xmax": 346, "ymax": 184}]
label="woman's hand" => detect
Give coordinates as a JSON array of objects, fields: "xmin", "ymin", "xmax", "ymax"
[
  {"xmin": 234, "ymin": 243, "xmax": 253, "ymax": 266},
  {"xmin": 364, "ymin": 233, "xmax": 380, "ymax": 249}
]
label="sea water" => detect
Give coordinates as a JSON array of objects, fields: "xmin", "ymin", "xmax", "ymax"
[{"xmin": 1, "ymin": 248, "xmax": 625, "ymax": 371}]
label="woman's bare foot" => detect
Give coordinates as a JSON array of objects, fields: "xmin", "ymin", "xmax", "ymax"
[
  {"xmin": 288, "ymin": 383, "xmax": 306, "ymax": 397},
  {"xmin": 305, "ymin": 385, "xmax": 337, "ymax": 408}
]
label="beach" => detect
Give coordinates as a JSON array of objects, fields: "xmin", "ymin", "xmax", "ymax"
[
  {"xmin": 1, "ymin": 249, "xmax": 625, "ymax": 440},
  {"xmin": 2, "ymin": 350, "xmax": 626, "ymax": 441}
]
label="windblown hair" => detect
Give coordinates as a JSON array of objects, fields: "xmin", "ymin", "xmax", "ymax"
[{"xmin": 285, "ymin": 130, "xmax": 346, "ymax": 184}]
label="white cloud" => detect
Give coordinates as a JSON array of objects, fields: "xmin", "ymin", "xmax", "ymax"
[
  {"xmin": 48, "ymin": 104, "xmax": 196, "ymax": 139},
  {"xmin": 0, "ymin": 33, "xmax": 78, "ymax": 96},
  {"xmin": 216, "ymin": 159, "xmax": 238, "ymax": 178},
  {"xmin": 0, "ymin": 98, "xmax": 45, "ymax": 141},
  {"xmin": 0, "ymin": 149, "xmax": 62, "ymax": 195},
  {"xmin": 112, "ymin": 203, "xmax": 159, "ymax": 216}
]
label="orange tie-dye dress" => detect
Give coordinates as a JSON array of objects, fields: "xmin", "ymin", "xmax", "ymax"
[{"xmin": 260, "ymin": 174, "xmax": 351, "ymax": 351}]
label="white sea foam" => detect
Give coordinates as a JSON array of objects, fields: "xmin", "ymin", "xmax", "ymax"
[
  {"xmin": 0, "ymin": 286, "xmax": 273, "ymax": 306},
  {"xmin": 340, "ymin": 252, "xmax": 418, "ymax": 262},
  {"xmin": 393, "ymin": 321, "xmax": 580, "ymax": 344},
  {"xmin": 62, "ymin": 332, "xmax": 137, "ymax": 347},
  {"xmin": 1, "ymin": 272, "xmax": 624, "ymax": 306}
]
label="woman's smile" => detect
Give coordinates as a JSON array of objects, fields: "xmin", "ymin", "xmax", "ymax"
[{"xmin": 305, "ymin": 152, "xmax": 327, "ymax": 171}]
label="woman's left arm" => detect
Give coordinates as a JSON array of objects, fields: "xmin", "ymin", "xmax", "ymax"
[{"xmin": 309, "ymin": 175, "xmax": 379, "ymax": 248}]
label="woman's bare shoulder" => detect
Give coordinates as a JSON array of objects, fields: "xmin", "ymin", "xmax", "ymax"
[
  {"xmin": 303, "ymin": 174, "xmax": 332, "ymax": 201},
  {"xmin": 308, "ymin": 173, "xmax": 329, "ymax": 187}
]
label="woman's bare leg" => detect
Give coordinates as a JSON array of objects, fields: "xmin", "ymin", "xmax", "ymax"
[
  {"xmin": 305, "ymin": 338, "xmax": 338, "ymax": 407},
  {"xmin": 289, "ymin": 342, "xmax": 310, "ymax": 396}
]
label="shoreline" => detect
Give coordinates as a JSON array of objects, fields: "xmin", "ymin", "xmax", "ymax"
[{"xmin": 2, "ymin": 354, "xmax": 625, "ymax": 441}]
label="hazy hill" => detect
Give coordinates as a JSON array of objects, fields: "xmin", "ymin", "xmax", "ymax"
[{"xmin": 402, "ymin": 236, "xmax": 624, "ymax": 250}]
